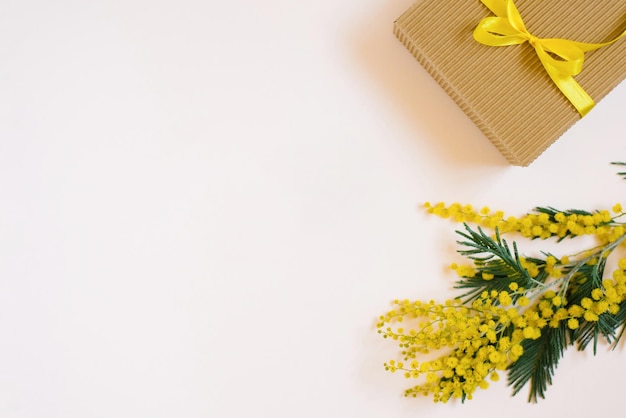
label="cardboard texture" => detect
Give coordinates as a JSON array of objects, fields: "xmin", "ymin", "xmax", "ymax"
[{"xmin": 394, "ymin": 0, "xmax": 626, "ymax": 166}]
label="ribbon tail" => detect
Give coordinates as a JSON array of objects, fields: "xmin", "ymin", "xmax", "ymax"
[
  {"xmin": 537, "ymin": 50, "xmax": 595, "ymax": 116},
  {"xmin": 554, "ymin": 77, "xmax": 595, "ymax": 117}
]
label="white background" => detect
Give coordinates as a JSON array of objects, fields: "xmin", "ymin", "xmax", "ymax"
[{"xmin": 0, "ymin": 0, "xmax": 625, "ymax": 417}]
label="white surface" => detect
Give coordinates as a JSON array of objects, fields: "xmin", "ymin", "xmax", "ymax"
[{"xmin": 0, "ymin": 1, "xmax": 625, "ymax": 417}]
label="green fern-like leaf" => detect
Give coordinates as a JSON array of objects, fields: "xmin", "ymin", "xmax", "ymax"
[
  {"xmin": 573, "ymin": 313, "xmax": 618, "ymax": 353},
  {"xmin": 565, "ymin": 259, "xmax": 607, "ymax": 305},
  {"xmin": 508, "ymin": 323, "xmax": 568, "ymax": 402},
  {"xmin": 611, "ymin": 299, "xmax": 626, "ymax": 349},
  {"xmin": 453, "ymin": 225, "xmax": 542, "ymax": 301},
  {"xmin": 562, "ymin": 258, "xmax": 623, "ymax": 352},
  {"xmin": 533, "ymin": 206, "xmax": 605, "ymax": 241},
  {"xmin": 611, "ymin": 161, "xmax": 626, "ymax": 179}
]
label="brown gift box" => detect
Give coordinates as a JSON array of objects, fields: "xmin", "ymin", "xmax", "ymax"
[{"xmin": 394, "ymin": 0, "xmax": 626, "ymax": 166}]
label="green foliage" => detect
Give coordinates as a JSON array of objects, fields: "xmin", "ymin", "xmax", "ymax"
[
  {"xmin": 379, "ymin": 162, "xmax": 626, "ymax": 403},
  {"xmin": 533, "ymin": 206, "xmax": 598, "ymax": 241},
  {"xmin": 611, "ymin": 299, "xmax": 626, "ymax": 349},
  {"xmin": 507, "ymin": 323, "xmax": 568, "ymax": 402},
  {"xmin": 573, "ymin": 312, "xmax": 617, "ymax": 353},
  {"xmin": 564, "ymin": 258, "xmax": 618, "ymax": 353},
  {"xmin": 454, "ymin": 225, "xmax": 539, "ymax": 301},
  {"xmin": 611, "ymin": 161, "xmax": 626, "ymax": 179},
  {"xmin": 453, "ymin": 221, "xmax": 626, "ymax": 401}
]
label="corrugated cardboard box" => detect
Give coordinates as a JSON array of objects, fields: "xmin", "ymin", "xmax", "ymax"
[{"xmin": 395, "ymin": 0, "xmax": 626, "ymax": 166}]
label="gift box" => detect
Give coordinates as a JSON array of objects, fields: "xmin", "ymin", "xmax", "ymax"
[{"xmin": 394, "ymin": 0, "xmax": 626, "ymax": 166}]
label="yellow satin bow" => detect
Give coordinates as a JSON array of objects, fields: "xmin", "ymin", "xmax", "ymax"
[{"xmin": 473, "ymin": 0, "xmax": 626, "ymax": 116}]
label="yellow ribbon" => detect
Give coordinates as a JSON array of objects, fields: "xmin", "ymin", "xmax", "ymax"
[{"xmin": 473, "ymin": 0, "xmax": 626, "ymax": 116}]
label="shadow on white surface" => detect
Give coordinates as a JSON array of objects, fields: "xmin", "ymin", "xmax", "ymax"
[{"xmin": 347, "ymin": 0, "xmax": 509, "ymax": 170}]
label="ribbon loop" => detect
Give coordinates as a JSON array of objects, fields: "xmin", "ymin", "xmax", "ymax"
[{"xmin": 473, "ymin": 0, "xmax": 626, "ymax": 116}]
